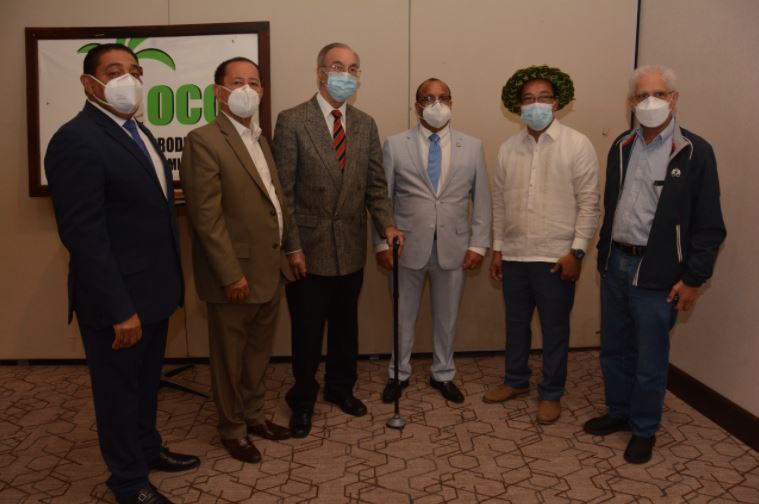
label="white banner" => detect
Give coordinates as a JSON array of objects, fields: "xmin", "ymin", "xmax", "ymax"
[{"xmin": 37, "ymin": 33, "xmax": 260, "ymax": 186}]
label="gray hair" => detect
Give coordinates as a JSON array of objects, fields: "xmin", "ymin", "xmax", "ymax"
[
  {"xmin": 317, "ymin": 42, "xmax": 359, "ymax": 67},
  {"xmin": 629, "ymin": 64, "xmax": 677, "ymax": 96}
]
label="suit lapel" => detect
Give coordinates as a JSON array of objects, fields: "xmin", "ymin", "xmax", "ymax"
[
  {"xmin": 334, "ymin": 105, "xmax": 363, "ymax": 213},
  {"xmin": 138, "ymin": 121, "xmax": 172, "ymax": 203},
  {"xmin": 407, "ymin": 127, "xmax": 436, "ymax": 195},
  {"xmin": 85, "ymin": 102, "xmax": 166, "ymax": 200},
  {"xmin": 439, "ymin": 128, "xmax": 462, "ymax": 195},
  {"xmin": 214, "ymin": 113, "xmax": 269, "ymax": 199},
  {"xmin": 304, "ymin": 96, "xmax": 341, "ymax": 189}
]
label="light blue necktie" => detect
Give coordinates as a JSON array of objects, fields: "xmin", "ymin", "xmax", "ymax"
[
  {"xmin": 428, "ymin": 133, "xmax": 441, "ymax": 191},
  {"xmin": 123, "ymin": 119, "xmax": 152, "ymax": 162}
]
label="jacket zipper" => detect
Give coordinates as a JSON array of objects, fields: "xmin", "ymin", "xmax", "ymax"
[
  {"xmin": 605, "ymin": 140, "xmax": 627, "ymax": 272},
  {"xmin": 675, "ymin": 223, "xmax": 683, "ymax": 263}
]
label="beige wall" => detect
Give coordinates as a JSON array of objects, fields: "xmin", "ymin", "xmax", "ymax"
[
  {"xmin": 638, "ymin": 0, "xmax": 759, "ymax": 416},
  {"xmin": 2, "ymin": 1, "xmax": 630, "ymax": 359}
]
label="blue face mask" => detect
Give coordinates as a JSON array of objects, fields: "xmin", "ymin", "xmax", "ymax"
[
  {"xmin": 520, "ymin": 103, "xmax": 554, "ymax": 131},
  {"xmin": 325, "ymin": 72, "xmax": 358, "ymax": 102}
]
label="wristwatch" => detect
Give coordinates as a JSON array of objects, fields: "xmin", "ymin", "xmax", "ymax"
[{"xmin": 571, "ymin": 249, "xmax": 586, "ymax": 260}]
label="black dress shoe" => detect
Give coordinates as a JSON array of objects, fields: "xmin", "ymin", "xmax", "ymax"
[
  {"xmin": 248, "ymin": 420, "xmax": 291, "ymax": 440},
  {"xmin": 382, "ymin": 379, "xmax": 409, "ymax": 404},
  {"xmin": 323, "ymin": 392, "xmax": 368, "ymax": 417},
  {"xmin": 583, "ymin": 414, "xmax": 631, "ymax": 436},
  {"xmin": 429, "ymin": 378, "xmax": 465, "ymax": 403},
  {"xmin": 116, "ymin": 486, "xmax": 173, "ymax": 504},
  {"xmin": 624, "ymin": 434, "xmax": 656, "ymax": 464},
  {"xmin": 290, "ymin": 410, "xmax": 313, "ymax": 438},
  {"xmin": 148, "ymin": 448, "xmax": 200, "ymax": 472}
]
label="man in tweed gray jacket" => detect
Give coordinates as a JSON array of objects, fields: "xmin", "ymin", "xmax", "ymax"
[{"xmin": 273, "ymin": 42, "xmax": 403, "ymax": 438}]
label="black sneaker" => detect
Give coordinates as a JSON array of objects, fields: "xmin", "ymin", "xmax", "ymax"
[
  {"xmin": 583, "ymin": 414, "xmax": 631, "ymax": 436},
  {"xmin": 624, "ymin": 435, "xmax": 656, "ymax": 464},
  {"xmin": 381, "ymin": 379, "xmax": 409, "ymax": 404}
]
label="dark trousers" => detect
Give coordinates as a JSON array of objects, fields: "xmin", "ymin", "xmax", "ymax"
[
  {"xmin": 600, "ymin": 247, "xmax": 677, "ymax": 436},
  {"xmin": 501, "ymin": 261, "xmax": 575, "ymax": 400},
  {"xmin": 285, "ymin": 270, "xmax": 363, "ymax": 411},
  {"xmin": 79, "ymin": 319, "xmax": 168, "ymax": 497}
]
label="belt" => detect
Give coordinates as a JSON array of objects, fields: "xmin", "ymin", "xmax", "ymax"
[{"xmin": 613, "ymin": 241, "xmax": 646, "ymax": 256}]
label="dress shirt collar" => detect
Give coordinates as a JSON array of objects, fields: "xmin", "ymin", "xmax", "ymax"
[
  {"xmin": 88, "ymin": 99, "xmax": 137, "ymax": 129},
  {"xmin": 222, "ymin": 111, "xmax": 261, "ymax": 142},
  {"xmin": 520, "ymin": 117, "xmax": 562, "ymax": 145},
  {"xmin": 316, "ymin": 91, "xmax": 347, "ymax": 121},
  {"xmin": 634, "ymin": 115, "xmax": 675, "ymax": 147},
  {"xmin": 419, "ymin": 123, "xmax": 450, "ymax": 142}
]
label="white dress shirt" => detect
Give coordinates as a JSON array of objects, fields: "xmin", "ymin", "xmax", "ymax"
[
  {"xmin": 222, "ymin": 112, "xmax": 284, "ymax": 243},
  {"xmin": 492, "ymin": 119, "xmax": 600, "ymax": 262},
  {"xmin": 90, "ymin": 100, "xmax": 168, "ymax": 198},
  {"xmin": 316, "ymin": 92, "xmax": 347, "ymax": 136}
]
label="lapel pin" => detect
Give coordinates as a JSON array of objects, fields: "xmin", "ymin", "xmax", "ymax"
[{"xmin": 671, "ymin": 167, "xmax": 681, "ymax": 178}]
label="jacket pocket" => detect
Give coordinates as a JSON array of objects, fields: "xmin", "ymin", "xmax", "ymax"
[{"xmin": 117, "ymin": 253, "xmax": 153, "ymax": 275}]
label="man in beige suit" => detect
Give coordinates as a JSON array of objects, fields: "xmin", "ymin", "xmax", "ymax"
[
  {"xmin": 180, "ymin": 57, "xmax": 292, "ymax": 464},
  {"xmin": 274, "ymin": 42, "xmax": 403, "ymax": 438}
]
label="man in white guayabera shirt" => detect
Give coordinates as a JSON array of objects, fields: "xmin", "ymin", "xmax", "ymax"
[{"xmin": 484, "ymin": 65, "xmax": 600, "ymax": 426}]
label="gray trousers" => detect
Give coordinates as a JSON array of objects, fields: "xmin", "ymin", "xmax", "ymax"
[{"xmin": 388, "ymin": 245, "xmax": 465, "ymax": 382}]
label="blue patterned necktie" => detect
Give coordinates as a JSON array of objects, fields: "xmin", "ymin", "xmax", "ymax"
[
  {"xmin": 428, "ymin": 133, "xmax": 441, "ymax": 191},
  {"xmin": 123, "ymin": 119, "xmax": 152, "ymax": 162}
]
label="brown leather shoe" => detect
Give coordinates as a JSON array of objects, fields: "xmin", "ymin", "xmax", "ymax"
[
  {"xmin": 482, "ymin": 384, "xmax": 529, "ymax": 403},
  {"xmin": 247, "ymin": 420, "xmax": 291, "ymax": 440},
  {"xmin": 536, "ymin": 400, "xmax": 561, "ymax": 424},
  {"xmin": 221, "ymin": 437, "xmax": 261, "ymax": 463}
]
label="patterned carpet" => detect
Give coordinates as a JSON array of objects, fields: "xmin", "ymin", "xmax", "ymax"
[{"xmin": 1, "ymin": 351, "xmax": 758, "ymax": 503}]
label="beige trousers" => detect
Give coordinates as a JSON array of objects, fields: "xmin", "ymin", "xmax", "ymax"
[{"xmin": 207, "ymin": 287, "xmax": 280, "ymax": 440}]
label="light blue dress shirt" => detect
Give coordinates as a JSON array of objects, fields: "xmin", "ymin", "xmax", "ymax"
[{"xmin": 612, "ymin": 119, "xmax": 675, "ymax": 245}]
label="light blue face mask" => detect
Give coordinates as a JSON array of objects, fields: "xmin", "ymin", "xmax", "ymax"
[
  {"xmin": 325, "ymin": 72, "xmax": 358, "ymax": 102},
  {"xmin": 520, "ymin": 103, "xmax": 554, "ymax": 131}
]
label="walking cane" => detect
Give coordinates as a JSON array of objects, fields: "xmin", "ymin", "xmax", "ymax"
[{"xmin": 387, "ymin": 236, "xmax": 406, "ymax": 430}]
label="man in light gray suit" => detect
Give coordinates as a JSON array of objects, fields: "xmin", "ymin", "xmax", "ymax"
[
  {"xmin": 376, "ymin": 78, "xmax": 492, "ymax": 404},
  {"xmin": 273, "ymin": 42, "xmax": 403, "ymax": 438}
]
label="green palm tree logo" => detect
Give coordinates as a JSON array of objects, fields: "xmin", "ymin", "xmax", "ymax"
[{"xmin": 78, "ymin": 37, "xmax": 176, "ymax": 70}]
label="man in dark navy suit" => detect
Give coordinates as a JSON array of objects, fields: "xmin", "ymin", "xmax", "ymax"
[{"xmin": 45, "ymin": 43, "xmax": 199, "ymax": 504}]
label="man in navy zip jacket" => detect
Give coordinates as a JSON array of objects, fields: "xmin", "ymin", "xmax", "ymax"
[
  {"xmin": 584, "ymin": 65, "xmax": 726, "ymax": 464},
  {"xmin": 45, "ymin": 44, "xmax": 198, "ymax": 503}
]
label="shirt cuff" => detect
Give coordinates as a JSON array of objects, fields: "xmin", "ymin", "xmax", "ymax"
[
  {"xmin": 285, "ymin": 249, "xmax": 303, "ymax": 255},
  {"xmin": 492, "ymin": 240, "xmax": 503, "ymax": 252},
  {"xmin": 571, "ymin": 237, "xmax": 589, "ymax": 252},
  {"xmin": 468, "ymin": 246, "xmax": 487, "ymax": 256},
  {"xmin": 374, "ymin": 242, "xmax": 390, "ymax": 253}
]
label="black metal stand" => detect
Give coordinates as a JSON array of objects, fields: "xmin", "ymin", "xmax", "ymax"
[
  {"xmin": 160, "ymin": 363, "xmax": 209, "ymax": 399},
  {"xmin": 387, "ymin": 236, "xmax": 406, "ymax": 430}
]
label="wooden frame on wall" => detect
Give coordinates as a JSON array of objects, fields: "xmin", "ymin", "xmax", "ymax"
[{"xmin": 25, "ymin": 21, "xmax": 271, "ymax": 198}]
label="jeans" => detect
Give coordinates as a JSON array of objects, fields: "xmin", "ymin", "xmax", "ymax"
[
  {"xmin": 600, "ymin": 247, "xmax": 677, "ymax": 437},
  {"xmin": 501, "ymin": 261, "xmax": 576, "ymax": 401}
]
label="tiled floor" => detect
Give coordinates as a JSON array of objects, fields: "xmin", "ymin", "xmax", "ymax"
[{"xmin": 1, "ymin": 352, "xmax": 758, "ymax": 503}]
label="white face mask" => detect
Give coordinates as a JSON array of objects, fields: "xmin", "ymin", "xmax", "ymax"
[
  {"xmin": 422, "ymin": 102, "xmax": 452, "ymax": 129},
  {"xmin": 635, "ymin": 96, "xmax": 671, "ymax": 128},
  {"xmin": 90, "ymin": 73, "xmax": 143, "ymax": 114},
  {"xmin": 222, "ymin": 85, "xmax": 261, "ymax": 118}
]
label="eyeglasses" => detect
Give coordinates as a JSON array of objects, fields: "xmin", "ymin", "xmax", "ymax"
[
  {"xmin": 419, "ymin": 95, "xmax": 452, "ymax": 105},
  {"xmin": 324, "ymin": 63, "xmax": 362, "ymax": 77},
  {"xmin": 520, "ymin": 94, "xmax": 555, "ymax": 105},
  {"xmin": 633, "ymin": 90, "xmax": 673, "ymax": 103}
]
